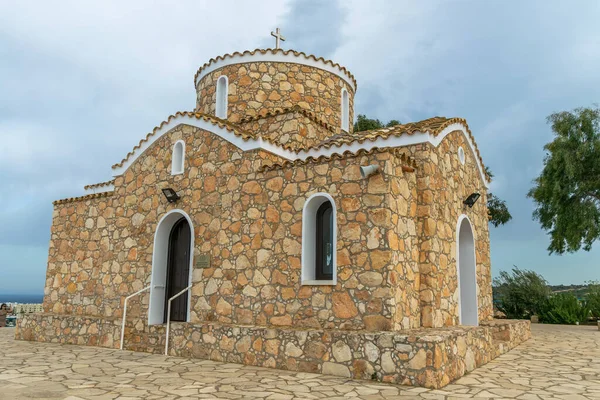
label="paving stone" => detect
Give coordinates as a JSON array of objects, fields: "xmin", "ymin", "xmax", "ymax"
[{"xmin": 2, "ymin": 324, "xmax": 600, "ymax": 399}]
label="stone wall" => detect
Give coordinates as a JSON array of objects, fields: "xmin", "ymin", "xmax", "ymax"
[
  {"xmin": 16, "ymin": 313, "xmax": 120, "ymax": 348},
  {"xmin": 239, "ymin": 108, "xmax": 336, "ymax": 150},
  {"xmin": 43, "ymin": 124, "xmax": 495, "ymax": 333},
  {"xmin": 487, "ymin": 318, "xmax": 531, "ymax": 357},
  {"xmin": 44, "ymin": 123, "xmax": 419, "ymax": 332},
  {"xmin": 388, "ymin": 155, "xmax": 421, "ymax": 330},
  {"xmin": 16, "ymin": 314, "xmax": 530, "ymax": 389},
  {"xmin": 195, "ymin": 61, "xmax": 355, "ymax": 132},
  {"xmin": 409, "ymin": 131, "xmax": 493, "ymax": 328},
  {"xmin": 43, "ymin": 195, "xmax": 119, "ymax": 316}
]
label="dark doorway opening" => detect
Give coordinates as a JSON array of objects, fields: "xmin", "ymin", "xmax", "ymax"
[{"xmin": 163, "ymin": 217, "xmax": 191, "ymax": 322}]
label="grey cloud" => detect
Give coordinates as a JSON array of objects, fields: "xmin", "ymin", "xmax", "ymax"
[
  {"xmin": 1, "ymin": 0, "xmax": 599, "ymax": 292},
  {"xmin": 334, "ymin": 1, "xmax": 600, "ymax": 283},
  {"xmin": 0, "ymin": 0, "xmax": 288, "ymax": 292},
  {"xmin": 264, "ymin": 0, "xmax": 347, "ymax": 57}
]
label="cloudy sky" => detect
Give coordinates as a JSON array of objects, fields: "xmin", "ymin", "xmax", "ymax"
[{"xmin": 1, "ymin": 1, "xmax": 599, "ymax": 294}]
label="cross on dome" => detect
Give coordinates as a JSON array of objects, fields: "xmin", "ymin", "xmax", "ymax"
[{"xmin": 270, "ymin": 27, "xmax": 285, "ymax": 49}]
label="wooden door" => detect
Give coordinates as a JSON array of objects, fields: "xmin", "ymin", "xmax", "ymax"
[{"xmin": 164, "ymin": 217, "xmax": 191, "ymax": 322}]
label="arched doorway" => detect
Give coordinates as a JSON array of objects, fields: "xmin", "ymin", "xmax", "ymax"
[
  {"xmin": 164, "ymin": 218, "xmax": 191, "ymax": 322},
  {"xmin": 149, "ymin": 210, "xmax": 194, "ymax": 325},
  {"xmin": 457, "ymin": 215, "xmax": 478, "ymax": 326}
]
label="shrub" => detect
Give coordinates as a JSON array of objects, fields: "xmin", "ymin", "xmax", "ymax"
[
  {"xmin": 540, "ymin": 293, "xmax": 590, "ymax": 324},
  {"xmin": 493, "ymin": 267, "xmax": 551, "ymax": 319},
  {"xmin": 585, "ymin": 281, "xmax": 600, "ymax": 320}
]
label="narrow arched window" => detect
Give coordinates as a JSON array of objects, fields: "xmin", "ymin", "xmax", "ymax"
[
  {"xmin": 215, "ymin": 75, "xmax": 228, "ymax": 119},
  {"xmin": 302, "ymin": 193, "xmax": 337, "ymax": 285},
  {"xmin": 171, "ymin": 140, "xmax": 185, "ymax": 175},
  {"xmin": 341, "ymin": 88, "xmax": 349, "ymax": 132},
  {"xmin": 315, "ymin": 201, "xmax": 334, "ymax": 280}
]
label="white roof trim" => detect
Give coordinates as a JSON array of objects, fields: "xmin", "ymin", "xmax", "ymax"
[
  {"xmin": 195, "ymin": 51, "xmax": 356, "ymax": 92},
  {"xmin": 111, "ymin": 115, "xmax": 298, "ymax": 177},
  {"xmin": 84, "ymin": 184, "xmax": 115, "ymax": 195},
  {"xmin": 297, "ymin": 123, "xmax": 489, "ymax": 188},
  {"xmin": 110, "ymin": 117, "xmax": 488, "ymax": 188}
]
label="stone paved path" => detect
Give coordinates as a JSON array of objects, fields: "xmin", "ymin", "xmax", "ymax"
[{"xmin": 1, "ymin": 324, "xmax": 599, "ymax": 399}]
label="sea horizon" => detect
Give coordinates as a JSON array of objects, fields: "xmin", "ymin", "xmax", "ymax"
[{"xmin": 0, "ymin": 294, "xmax": 44, "ymax": 304}]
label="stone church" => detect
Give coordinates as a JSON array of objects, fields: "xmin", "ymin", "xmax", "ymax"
[{"xmin": 17, "ymin": 41, "xmax": 529, "ymax": 388}]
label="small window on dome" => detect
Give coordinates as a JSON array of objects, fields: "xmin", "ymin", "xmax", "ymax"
[
  {"xmin": 172, "ymin": 140, "xmax": 185, "ymax": 175},
  {"xmin": 341, "ymin": 88, "xmax": 349, "ymax": 132},
  {"xmin": 458, "ymin": 146, "xmax": 466, "ymax": 165},
  {"xmin": 216, "ymin": 76, "xmax": 228, "ymax": 119}
]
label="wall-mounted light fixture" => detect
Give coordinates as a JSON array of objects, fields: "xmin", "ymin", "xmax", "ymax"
[
  {"xmin": 162, "ymin": 188, "xmax": 180, "ymax": 203},
  {"xmin": 360, "ymin": 164, "xmax": 380, "ymax": 179},
  {"xmin": 463, "ymin": 192, "xmax": 481, "ymax": 208}
]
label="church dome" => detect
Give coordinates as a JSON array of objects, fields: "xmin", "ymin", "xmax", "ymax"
[{"xmin": 194, "ymin": 49, "xmax": 356, "ymax": 133}]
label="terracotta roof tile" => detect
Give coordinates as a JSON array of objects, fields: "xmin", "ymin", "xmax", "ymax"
[
  {"xmin": 194, "ymin": 48, "xmax": 357, "ymax": 90},
  {"xmin": 309, "ymin": 117, "xmax": 491, "ymax": 182},
  {"xmin": 239, "ymin": 105, "xmax": 337, "ymax": 133},
  {"xmin": 259, "ymin": 147, "xmax": 417, "ymax": 172},
  {"xmin": 112, "ymin": 112, "xmax": 258, "ymax": 170},
  {"xmin": 84, "ymin": 179, "xmax": 115, "ymax": 190},
  {"xmin": 54, "ymin": 191, "xmax": 114, "ymax": 205},
  {"xmin": 312, "ymin": 117, "xmax": 450, "ymax": 149},
  {"xmin": 110, "ymin": 113, "xmax": 489, "ymax": 183}
]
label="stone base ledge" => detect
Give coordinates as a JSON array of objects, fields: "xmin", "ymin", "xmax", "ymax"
[
  {"xmin": 16, "ymin": 313, "xmax": 121, "ymax": 348},
  {"xmin": 16, "ymin": 314, "xmax": 530, "ymax": 388}
]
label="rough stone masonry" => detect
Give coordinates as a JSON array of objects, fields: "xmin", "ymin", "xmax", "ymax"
[{"xmin": 16, "ymin": 47, "xmax": 529, "ymax": 388}]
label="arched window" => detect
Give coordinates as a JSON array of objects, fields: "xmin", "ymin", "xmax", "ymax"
[
  {"xmin": 171, "ymin": 140, "xmax": 185, "ymax": 175},
  {"xmin": 315, "ymin": 202, "xmax": 334, "ymax": 280},
  {"xmin": 215, "ymin": 75, "xmax": 228, "ymax": 119},
  {"xmin": 341, "ymin": 88, "xmax": 349, "ymax": 132},
  {"xmin": 458, "ymin": 146, "xmax": 466, "ymax": 165},
  {"xmin": 302, "ymin": 193, "xmax": 337, "ymax": 285}
]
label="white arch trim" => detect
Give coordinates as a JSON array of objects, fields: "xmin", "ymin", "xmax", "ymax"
[
  {"xmin": 456, "ymin": 214, "xmax": 479, "ymax": 326},
  {"xmin": 301, "ymin": 192, "xmax": 337, "ymax": 286},
  {"xmin": 195, "ymin": 51, "xmax": 356, "ymax": 92},
  {"xmin": 111, "ymin": 115, "xmax": 299, "ymax": 177},
  {"xmin": 111, "ymin": 118, "xmax": 488, "ymax": 188},
  {"xmin": 148, "ymin": 209, "xmax": 195, "ymax": 325}
]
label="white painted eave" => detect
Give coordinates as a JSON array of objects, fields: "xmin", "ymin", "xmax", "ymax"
[
  {"xmin": 109, "ymin": 115, "xmax": 297, "ymax": 177},
  {"xmin": 83, "ymin": 184, "xmax": 115, "ymax": 195},
  {"xmin": 296, "ymin": 123, "xmax": 490, "ymax": 188},
  {"xmin": 107, "ymin": 117, "xmax": 488, "ymax": 189},
  {"xmin": 195, "ymin": 50, "xmax": 356, "ymax": 92}
]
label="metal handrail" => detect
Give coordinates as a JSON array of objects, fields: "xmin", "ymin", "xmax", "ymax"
[
  {"xmin": 120, "ymin": 285, "xmax": 151, "ymax": 350},
  {"xmin": 164, "ymin": 285, "xmax": 192, "ymax": 355}
]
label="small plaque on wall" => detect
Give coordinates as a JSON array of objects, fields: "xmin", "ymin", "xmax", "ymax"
[{"xmin": 196, "ymin": 254, "xmax": 210, "ymax": 269}]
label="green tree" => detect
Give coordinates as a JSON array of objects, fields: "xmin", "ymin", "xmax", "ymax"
[
  {"xmin": 493, "ymin": 267, "xmax": 551, "ymax": 319},
  {"xmin": 528, "ymin": 106, "xmax": 600, "ymax": 254},
  {"xmin": 353, "ymin": 115, "xmax": 401, "ymax": 132},
  {"xmin": 484, "ymin": 167, "xmax": 512, "ymax": 227},
  {"xmin": 353, "ymin": 114, "xmax": 384, "ymax": 132},
  {"xmin": 488, "ymin": 194, "xmax": 512, "ymax": 227}
]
